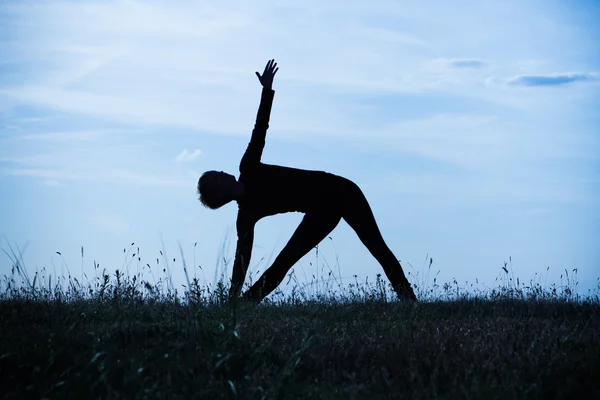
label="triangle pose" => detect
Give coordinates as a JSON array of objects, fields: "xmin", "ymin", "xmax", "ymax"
[{"xmin": 197, "ymin": 59, "xmax": 417, "ymax": 303}]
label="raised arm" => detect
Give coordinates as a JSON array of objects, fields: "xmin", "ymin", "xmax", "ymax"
[
  {"xmin": 229, "ymin": 213, "xmax": 255, "ymax": 299},
  {"xmin": 239, "ymin": 59, "xmax": 279, "ymax": 173}
]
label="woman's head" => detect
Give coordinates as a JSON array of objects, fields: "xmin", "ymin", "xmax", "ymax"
[{"xmin": 197, "ymin": 170, "xmax": 239, "ymax": 209}]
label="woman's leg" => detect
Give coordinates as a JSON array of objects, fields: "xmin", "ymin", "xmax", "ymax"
[
  {"xmin": 242, "ymin": 208, "xmax": 342, "ymax": 303},
  {"xmin": 340, "ymin": 179, "xmax": 417, "ymax": 301}
]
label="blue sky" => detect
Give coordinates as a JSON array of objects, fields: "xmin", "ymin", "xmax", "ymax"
[{"xmin": 1, "ymin": 0, "xmax": 599, "ymax": 298}]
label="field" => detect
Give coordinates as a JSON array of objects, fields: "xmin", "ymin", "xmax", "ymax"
[{"xmin": 1, "ymin": 251, "xmax": 599, "ymax": 399}]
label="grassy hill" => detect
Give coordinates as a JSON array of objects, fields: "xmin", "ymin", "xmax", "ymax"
[{"xmin": 1, "ymin": 263, "xmax": 599, "ymax": 400}]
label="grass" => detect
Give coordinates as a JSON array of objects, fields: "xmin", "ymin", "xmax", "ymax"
[{"xmin": 1, "ymin": 243, "xmax": 599, "ymax": 399}]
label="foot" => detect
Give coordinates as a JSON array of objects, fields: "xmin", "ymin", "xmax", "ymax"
[
  {"xmin": 395, "ymin": 281, "xmax": 418, "ymax": 302},
  {"xmin": 241, "ymin": 289, "xmax": 263, "ymax": 304}
]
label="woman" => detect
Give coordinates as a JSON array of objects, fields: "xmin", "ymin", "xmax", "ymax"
[{"xmin": 197, "ymin": 59, "xmax": 417, "ymax": 303}]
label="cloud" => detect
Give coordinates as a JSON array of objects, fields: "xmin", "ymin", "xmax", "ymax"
[
  {"xmin": 0, "ymin": 85, "xmax": 256, "ymax": 136},
  {"xmin": 507, "ymin": 73, "xmax": 599, "ymax": 87},
  {"xmin": 446, "ymin": 59, "xmax": 486, "ymax": 69},
  {"xmin": 9, "ymin": 130, "xmax": 103, "ymax": 143},
  {"xmin": 3, "ymin": 0, "xmax": 592, "ymax": 143},
  {"xmin": 2, "ymin": 1, "xmax": 598, "ymax": 186},
  {"xmin": 175, "ymin": 149, "xmax": 202, "ymax": 163},
  {"xmin": 425, "ymin": 58, "xmax": 487, "ymax": 73},
  {"xmin": 366, "ymin": 168, "xmax": 588, "ymax": 206},
  {"xmin": 91, "ymin": 212, "xmax": 129, "ymax": 233},
  {"xmin": 1, "ymin": 167, "xmax": 192, "ymax": 189},
  {"xmin": 360, "ymin": 27, "xmax": 427, "ymax": 46},
  {"xmin": 42, "ymin": 179, "xmax": 65, "ymax": 187}
]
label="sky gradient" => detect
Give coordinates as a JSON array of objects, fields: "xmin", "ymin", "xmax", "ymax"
[{"xmin": 1, "ymin": 0, "xmax": 599, "ymax": 298}]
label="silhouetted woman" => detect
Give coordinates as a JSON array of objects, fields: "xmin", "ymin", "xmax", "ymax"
[{"xmin": 197, "ymin": 59, "xmax": 417, "ymax": 303}]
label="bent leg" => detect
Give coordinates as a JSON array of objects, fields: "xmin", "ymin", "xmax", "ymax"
[
  {"xmin": 242, "ymin": 209, "xmax": 342, "ymax": 303},
  {"xmin": 341, "ymin": 180, "xmax": 417, "ymax": 301}
]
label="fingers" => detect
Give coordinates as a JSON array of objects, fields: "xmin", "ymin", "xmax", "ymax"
[
  {"xmin": 263, "ymin": 59, "xmax": 272, "ymax": 74},
  {"xmin": 264, "ymin": 59, "xmax": 278, "ymax": 74}
]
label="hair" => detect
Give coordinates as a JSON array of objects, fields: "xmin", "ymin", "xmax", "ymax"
[{"xmin": 197, "ymin": 170, "xmax": 228, "ymax": 210}]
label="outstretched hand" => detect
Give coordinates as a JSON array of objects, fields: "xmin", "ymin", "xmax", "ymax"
[{"xmin": 255, "ymin": 59, "xmax": 279, "ymax": 90}]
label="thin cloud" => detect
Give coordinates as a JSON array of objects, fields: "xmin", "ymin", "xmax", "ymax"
[
  {"xmin": 175, "ymin": 149, "xmax": 202, "ymax": 163},
  {"xmin": 425, "ymin": 58, "xmax": 487, "ymax": 73},
  {"xmin": 42, "ymin": 179, "xmax": 65, "ymax": 187},
  {"xmin": 447, "ymin": 59, "xmax": 486, "ymax": 69},
  {"xmin": 361, "ymin": 27, "xmax": 427, "ymax": 46},
  {"xmin": 2, "ymin": 167, "xmax": 191, "ymax": 188},
  {"xmin": 12, "ymin": 130, "xmax": 103, "ymax": 142},
  {"xmin": 507, "ymin": 73, "xmax": 599, "ymax": 87},
  {"xmin": 91, "ymin": 212, "xmax": 129, "ymax": 233}
]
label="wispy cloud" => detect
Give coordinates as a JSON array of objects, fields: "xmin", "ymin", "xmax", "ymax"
[
  {"xmin": 366, "ymin": 168, "xmax": 588, "ymax": 206},
  {"xmin": 426, "ymin": 58, "xmax": 487, "ymax": 72},
  {"xmin": 0, "ymin": 85, "xmax": 256, "ymax": 135},
  {"xmin": 365, "ymin": 113, "xmax": 528, "ymax": 170},
  {"xmin": 1, "ymin": 1, "xmax": 598, "ymax": 196},
  {"xmin": 90, "ymin": 212, "xmax": 129, "ymax": 234},
  {"xmin": 2, "ymin": 167, "xmax": 192, "ymax": 189},
  {"xmin": 1, "ymin": 1, "xmax": 597, "ymax": 181},
  {"xmin": 5, "ymin": 130, "xmax": 103, "ymax": 143},
  {"xmin": 507, "ymin": 73, "xmax": 599, "ymax": 87},
  {"xmin": 42, "ymin": 179, "xmax": 65, "ymax": 187},
  {"xmin": 3, "ymin": 0, "xmax": 594, "ymax": 144},
  {"xmin": 360, "ymin": 27, "xmax": 427, "ymax": 46},
  {"xmin": 448, "ymin": 59, "xmax": 486, "ymax": 69},
  {"xmin": 175, "ymin": 149, "xmax": 202, "ymax": 163}
]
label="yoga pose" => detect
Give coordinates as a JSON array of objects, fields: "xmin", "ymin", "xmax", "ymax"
[{"xmin": 197, "ymin": 59, "xmax": 417, "ymax": 303}]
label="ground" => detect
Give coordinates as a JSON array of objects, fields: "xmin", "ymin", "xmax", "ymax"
[{"xmin": 1, "ymin": 274, "xmax": 599, "ymax": 399}]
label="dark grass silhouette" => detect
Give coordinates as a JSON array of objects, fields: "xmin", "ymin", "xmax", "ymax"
[
  {"xmin": 1, "ymin": 244, "xmax": 599, "ymax": 400},
  {"xmin": 197, "ymin": 59, "xmax": 416, "ymax": 304}
]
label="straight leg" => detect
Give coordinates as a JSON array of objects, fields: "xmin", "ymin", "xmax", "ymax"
[
  {"xmin": 242, "ymin": 209, "xmax": 342, "ymax": 303},
  {"xmin": 340, "ymin": 179, "xmax": 417, "ymax": 301}
]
